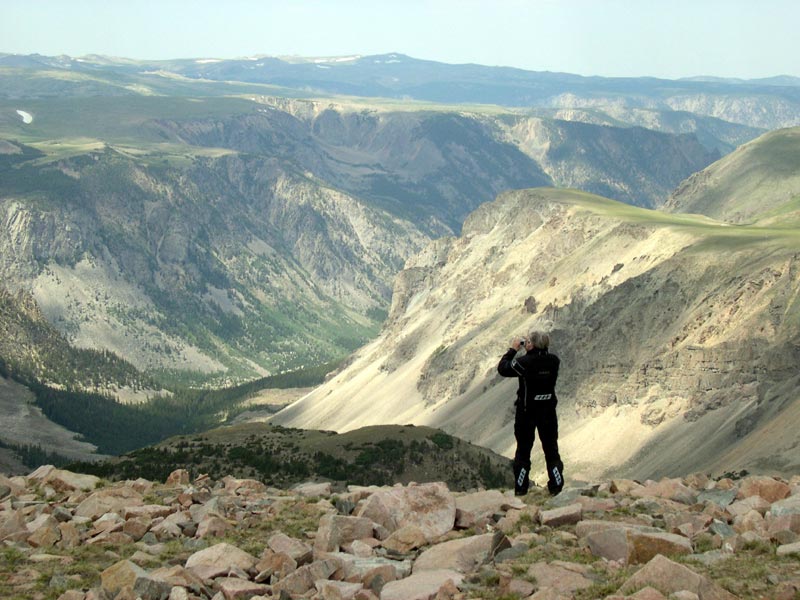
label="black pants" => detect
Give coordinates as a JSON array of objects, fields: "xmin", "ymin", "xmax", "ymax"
[{"xmin": 513, "ymin": 400, "xmax": 563, "ymax": 495}]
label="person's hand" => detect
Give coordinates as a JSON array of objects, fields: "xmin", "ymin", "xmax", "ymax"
[{"xmin": 510, "ymin": 337, "xmax": 522, "ymax": 350}]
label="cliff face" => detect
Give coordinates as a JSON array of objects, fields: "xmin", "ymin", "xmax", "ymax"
[
  {"xmin": 0, "ymin": 144, "xmax": 430, "ymax": 380},
  {"xmin": 499, "ymin": 116, "xmax": 720, "ymax": 207},
  {"xmin": 271, "ymin": 187, "xmax": 800, "ymax": 480}
]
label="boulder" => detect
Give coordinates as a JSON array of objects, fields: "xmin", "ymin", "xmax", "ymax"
[
  {"xmin": 767, "ymin": 513, "xmax": 800, "ymax": 536},
  {"xmin": 0, "ymin": 474, "xmax": 24, "ymax": 498},
  {"xmin": 167, "ymin": 587, "xmax": 190, "ymax": 600},
  {"xmin": 768, "ymin": 495, "xmax": 800, "ymax": 518},
  {"xmin": 28, "ymin": 466, "xmax": 100, "ymax": 493},
  {"xmin": 412, "ymin": 533, "xmax": 500, "ymax": 573},
  {"xmin": 293, "ymin": 481, "xmax": 333, "ymax": 497},
  {"xmin": 196, "ymin": 515, "xmax": 229, "ymax": 539},
  {"xmin": 315, "ymin": 514, "xmax": 376, "ymax": 554},
  {"xmin": 737, "ymin": 475, "xmax": 791, "ymax": 503},
  {"xmin": 74, "ymin": 487, "xmax": 143, "ymax": 520},
  {"xmin": 734, "ymin": 509, "xmax": 766, "ymax": 534},
  {"xmin": 611, "ymin": 479, "xmax": 645, "ymax": 495},
  {"xmin": 727, "ymin": 496, "xmax": 770, "ymax": 518},
  {"xmin": 776, "ymin": 541, "xmax": 800, "ymax": 556},
  {"xmin": 585, "ymin": 526, "xmax": 692, "ymax": 564},
  {"xmin": 100, "ymin": 560, "xmax": 148, "ymax": 597},
  {"xmin": 585, "ymin": 527, "xmax": 633, "ymax": 563},
  {"xmin": 698, "ymin": 488, "xmax": 738, "ymax": 508},
  {"xmin": 254, "ymin": 551, "xmax": 297, "ymax": 581},
  {"xmin": 315, "ymin": 580, "xmax": 364, "ymax": 600},
  {"xmin": 540, "ymin": 503, "xmax": 582, "ymax": 527},
  {"xmin": 185, "ymin": 543, "xmax": 257, "ymax": 579},
  {"xmin": 267, "ymin": 531, "xmax": 313, "ymax": 564},
  {"xmin": 577, "ymin": 496, "xmax": 618, "ymax": 513},
  {"xmin": 57, "ymin": 522, "xmax": 81, "ymax": 549},
  {"xmin": 26, "ymin": 514, "xmax": 61, "ymax": 548},
  {"xmin": 355, "ymin": 482, "xmax": 455, "ymax": 543},
  {"xmin": 454, "ymin": 490, "xmax": 510, "ymax": 528},
  {"xmin": 626, "ymin": 587, "xmax": 669, "ymax": 600},
  {"xmin": 631, "ymin": 478, "xmax": 698, "ymax": 505},
  {"xmin": 222, "ymin": 476, "xmax": 267, "ymax": 496},
  {"xmin": 379, "ymin": 569, "xmax": 464, "ymax": 600},
  {"xmin": 123, "ymin": 516, "xmax": 151, "ymax": 542},
  {"xmin": 323, "ymin": 552, "xmax": 412, "ymax": 582},
  {"xmin": 381, "ymin": 525, "xmax": 428, "ymax": 554},
  {"xmin": 628, "ymin": 531, "xmax": 693, "ymax": 564},
  {"xmin": 214, "ymin": 577, "xmax": 271, "ymax": 600},
  {"xmin": 664, "ymin": 512, "xmax": 712, "ymax": 538},
  {"xmin": 576, "ymin": 519, "xmax": 632, "ymax": 538},
  {"xmin": 124, "ymin": 504, "xmax": 175, "ymax": 520},
  {"xmin": 165, "ymin": 469, "xmax": 190, "ymax": 486},
  {"xmin": 271, "ymin": 557, "xmax": 340, "ymax": 596},
  {"xmin": 619, "ymin": 554, "xmax": 738, "ymax": 599},
  {"xmin": 100, "ymin": 560, "xmax": 171, "ymax": 600},
  {"xmin": 526, "ymin": 561, "xmax": 594, "ymax": 595},
  {"xmin": 345, "ymin": 539, "xmax": 375, "ymax": 558}
]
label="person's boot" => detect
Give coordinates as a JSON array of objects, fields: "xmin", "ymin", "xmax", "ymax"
[
  {"xmin": 547, "ymin": 460, "xmax": 564, "ymax": 496},
  {"xmin": 513, "ymin": 462, "xmax": 530, "ymax": 496}
]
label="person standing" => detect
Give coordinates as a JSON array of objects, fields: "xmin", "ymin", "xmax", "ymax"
[{"xmin": 497, "ymin": 330, "xmax": 564, "ymax": 496}]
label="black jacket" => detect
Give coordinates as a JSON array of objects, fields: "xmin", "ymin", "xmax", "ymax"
[{"xmin": 498, "ymin": 347, "xmax": 560, "ymax": 410}]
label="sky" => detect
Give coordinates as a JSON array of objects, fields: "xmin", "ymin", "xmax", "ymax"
[{"xmin": 2, "ymin": 0, "xmax": 798, "ymax": 80}]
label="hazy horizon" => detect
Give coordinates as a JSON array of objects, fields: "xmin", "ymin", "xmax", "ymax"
[{"xmin": 1, "ymin": 0, "xmax": 798, "ymax": 81}]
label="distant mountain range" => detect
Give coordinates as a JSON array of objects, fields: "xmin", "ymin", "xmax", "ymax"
[{"xmin": 2, "ymin": 52, "xmax": 799, "ymax": 132}]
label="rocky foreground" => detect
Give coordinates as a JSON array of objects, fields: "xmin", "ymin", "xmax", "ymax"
[{"xmin": 1, "ymin": 467, "xmax": 799, "ymax": 600}]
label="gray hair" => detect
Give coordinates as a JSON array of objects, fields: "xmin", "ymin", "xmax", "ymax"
[{"xmin": 528, "ymin": 330, "xmax": 550, "ymax": 350}]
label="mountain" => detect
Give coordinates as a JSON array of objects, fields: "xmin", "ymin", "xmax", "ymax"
[
  {"xmin": 524, "ymin": 106, "xmax": 763, "ymax": 155},
  {"xmin": 3, "ymin": 52, "xmax": 799, "ymax": 132},
  {"xmin": 0, "ymin": 93, "xmax": 718, "ymax": 385},
  {"xmin": 498, "ymin": 116, "xmax": 718, "ymax": 207},
  {"xmin": 664, "ymin": 126, "xmax": 800, "ymax": 224},
  {"xmin": 0, "ymin": 54, "xmax": 794, "ymax": 472},
  {"xmin": 270, "ymin": 185, "xmax": 800, "ymax": 482}
]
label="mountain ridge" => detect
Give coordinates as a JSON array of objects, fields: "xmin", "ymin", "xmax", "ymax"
[
  {"xmin": 270, "ymin": 175, "xmax": 800, "ymax": 481},
  {"xmin": 3, "ymin": 52, "xmax": 799, "ymax": 131}
]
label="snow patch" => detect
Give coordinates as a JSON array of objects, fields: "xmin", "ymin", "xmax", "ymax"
[
  {"xmin": 16, "ymin": 110, "xmax": 33, "ymax": 124},
  {"xmin": 195, "ymin": 58, "xmax": 222, "ymax": 64},
  {"xmin": 316, "ymin": 65, "xmax": 331, "ymax": 70},
  {"xmin": 313, "ymin": 55, "xmax": 361, "ymax": 64}
]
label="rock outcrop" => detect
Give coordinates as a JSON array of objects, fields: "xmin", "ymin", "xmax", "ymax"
[{"xmin": 2, "ymin": 466, "xmax": 800, "ymax": 599}]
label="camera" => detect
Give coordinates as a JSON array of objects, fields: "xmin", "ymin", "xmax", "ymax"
[{"xmin": 519, "ymin": 338, "xmax": 527, "ymax": 346}]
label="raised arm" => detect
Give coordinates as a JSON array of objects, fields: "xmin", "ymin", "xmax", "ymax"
[{"xmin": 497, "ymin": 338, "xmax": 526, "ymax": 377}]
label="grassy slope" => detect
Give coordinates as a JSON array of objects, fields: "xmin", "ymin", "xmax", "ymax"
[
  {"xmin": 519, "ymin": 187, "xmax": 800, "ymax": 246},
  {"xmin": 71, "ymin": 422, "xmax": 513, "ymax": 491},
  {"xmin": 667, "ymin": 127, "xmax": 800, "ymax": 224},
  {"xmin": 1, "ymin": 95, "xmax": 256, "ymax": 147}
]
